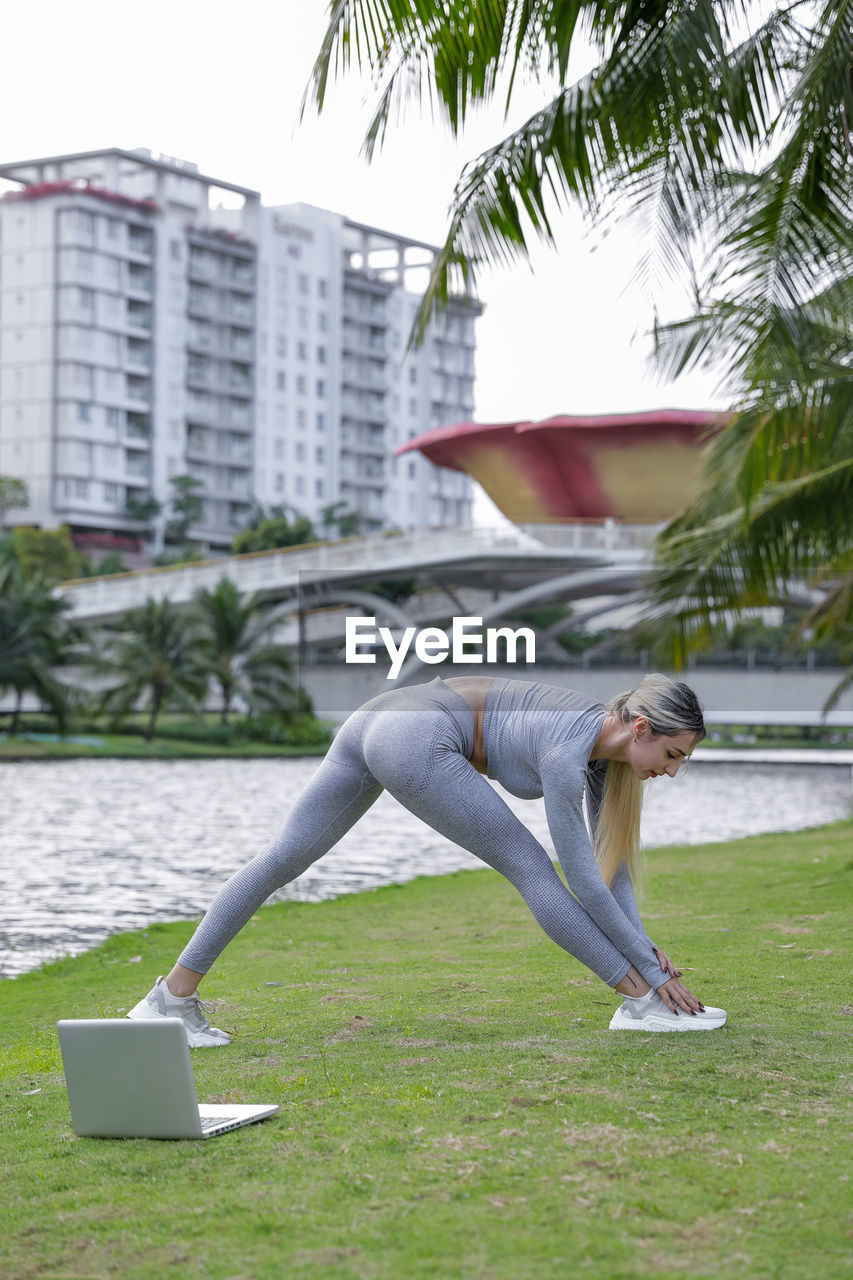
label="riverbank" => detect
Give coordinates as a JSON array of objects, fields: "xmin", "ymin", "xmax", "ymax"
[
  {"xmin": 2, "ymin": 820, "xmax": 851, "ymax": 1279},
  {"xmin": 0, "ymin": 733, "xmax": 329, "ymax": 760},
  {"xmin": 0, "ymin": 713, "xmax": 332, "ymax": 760}
]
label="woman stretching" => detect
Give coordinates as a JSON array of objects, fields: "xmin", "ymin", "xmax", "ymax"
[{"xmin": 128, "ymin": 673, "xmax": 727, "ymax": 1043}]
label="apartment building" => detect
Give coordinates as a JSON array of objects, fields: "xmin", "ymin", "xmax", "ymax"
[{"xmin": 0, "ymin": 148, "xmax": 478, "ymax": 553}]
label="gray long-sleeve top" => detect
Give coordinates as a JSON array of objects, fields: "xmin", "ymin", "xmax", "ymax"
[{"xmin": 482, "ymin": 678, "xmax": 662, "ymax": 991}]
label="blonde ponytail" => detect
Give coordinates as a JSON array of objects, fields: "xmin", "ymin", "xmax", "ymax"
[{"xmin": 594, "ymin": 674, "xmax": 705, "ymax": 889}]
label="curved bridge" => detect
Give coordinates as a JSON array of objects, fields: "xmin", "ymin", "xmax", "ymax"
[{"xmin": 56, "ymin": 525, "xmax": 659, "ymax": 642}]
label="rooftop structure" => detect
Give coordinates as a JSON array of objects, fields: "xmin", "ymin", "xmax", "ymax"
[{"xmin": 397, "ymin": 410, "xmax": 727, "ymax": 523}]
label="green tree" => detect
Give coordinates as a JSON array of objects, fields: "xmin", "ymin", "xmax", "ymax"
[
  {"xmin": 0, "ymin": 476, "xmax": 29, "ymax": 530},
  {"xmin": 95, "ymin": 599, "xmax": 206, "ymax": 740},
  {"xmin": 307, "ymin": 2, "xmax": 853, "ymax": 700},
  {"xmin": 124, "ymin": 492, "xmax": 162, "ymax": 534},
  {"xmin": 0, "ymin": 559, "xmax": 76, "ymax": 732},
  {"xmin": 232, "ymin": 505, "xmax": 317, "ymax": 554},
  {"xmin": 11, "ymin": 526, "xmax": 79, "ymax": 584},
  {"xmin": 165, "ymin": 475, "xmax": 204, "ymax": 545},
  {"xmin": 193, "ymin": 578, "xmax": 299, "ymax": 723},
  {"xmin": 319, "ymin": 501, "xmax": 362, "ymax": 539}
]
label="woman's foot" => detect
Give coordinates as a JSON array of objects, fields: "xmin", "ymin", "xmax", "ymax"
[
  {"xmin": 609, "ymin": 988, "xmax": 727, "ymax": 1031},
  {"xmin": 126, "ymin": 976, "xmax": 231, "ymax": 1047}
]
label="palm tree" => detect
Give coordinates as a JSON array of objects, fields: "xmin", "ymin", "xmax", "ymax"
[
  {"xmin": 96, "ymin": 598, "xmax": 207, "ymax": 740},
  {"xmin": 193, "ymin": 578, "xmax": 299, "ymax": 723},
  {"xmin": 0, "ymin": 559, "xmax": 76, "ymax": 733},
  {"xmin": 306, "ymin": 2, "xmax": 853, "ymax": 698}
]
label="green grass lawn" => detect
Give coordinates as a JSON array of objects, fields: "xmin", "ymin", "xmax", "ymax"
[{"xmin": 2, "ymin": 821, "xmax": 851, "ymax": 1280}]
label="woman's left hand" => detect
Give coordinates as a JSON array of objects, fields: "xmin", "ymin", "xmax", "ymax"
[{"xmin": 652, "ymin": 945, "xmax": 682, "ymax": 979}]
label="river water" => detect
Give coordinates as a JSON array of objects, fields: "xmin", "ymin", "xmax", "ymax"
[{"xmin": 1, "ymin": 757, "xmax": 850, "ymax": 977}]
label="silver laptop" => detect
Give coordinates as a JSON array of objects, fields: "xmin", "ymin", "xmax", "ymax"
[{"xmin": 57, "ymin": 1018, "xmax": 279, "ymax": 1139}]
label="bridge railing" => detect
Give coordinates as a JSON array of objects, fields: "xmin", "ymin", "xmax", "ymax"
[{"xmin": 57, "ymin": 523, "xmax": 654, "ymax": 621}]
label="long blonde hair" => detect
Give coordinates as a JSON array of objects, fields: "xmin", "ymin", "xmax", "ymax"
[{"xmin": 595, "ymin": 674, "xmax": 706, "ymax": 888}]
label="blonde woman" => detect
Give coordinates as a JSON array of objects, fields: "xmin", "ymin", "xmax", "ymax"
[{"xmin": 129, "ymin": 673, "xmax": 727, "ymax": 1044}]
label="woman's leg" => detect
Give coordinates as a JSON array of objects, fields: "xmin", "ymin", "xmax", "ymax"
[
  {"xmin": 172, "ymin": 718, "xmax": 384, "ymax": 984},
  {"xmin": 360, "ymin": 709, "xmax": 634, "ymax": 988}
]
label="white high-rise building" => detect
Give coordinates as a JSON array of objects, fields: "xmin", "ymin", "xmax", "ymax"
[{"xmin": 0, "ymin": 148, "xmax": 478, "ymax": 554}]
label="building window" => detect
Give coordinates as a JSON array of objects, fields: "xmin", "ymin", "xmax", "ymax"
[
  {"xmin": 296, "ymin": 375, "xmax": 307, "ymax": 395},
  {"xmin": 106, "ymin": 407, "xmax": 121, "ymax": 430},
  {"xmin": 315, "ymin": 412, "xmax": 325, "ymax": 432},
  {"xmin": 275, "ymin": 473, "xmax": 284, "ymax": 493},
  {"xmin": 316, "ymin": 345, "xmax": 326, "ymax": 364},
  {"xmin": 408, "ymin": 462, "xmax": 416, "ymax": 479},
  {"xmin": 317, "ymin": 312, "xmax": 327, "ymax": 332},
  {"xmin": 297, "ymin": 306, "xmax": 308, "ymax": 329},
  {"xmin": 315, "ymin": 478, "xmax": 325, "ymax": 497},
  {"xmin": 295, "ymin": 442, "xmax": 306, "ymax": 462},
  {"xmin": 408, "ymin": 366, "xmax": 418, "ymax": 385},
  {"xmin": 317, "ymin": 278, "xmax": 328, "ymax": 299},
  {"xmin": 276, "ymin": 371, "xmax": 286, "ymax": 391},
  {"xmin": 74, "ymin": 478, "xmax": 90, "ymax": 499},
  {"xmin": 296, "ymin": 408, "xmax": 306, "ymax": 429},
  {"xmin": 74, "ymin": 363, "xmax": 94, "ymax": 392},
  {"xmin": 78, "ymin": 286, "xmax": 95, "ymax": 310},
  {"xmin": 298, "ymin": 273, "xmax": 309, "ymax": 296},
  {"xmin": 315, "ymin": 445, "xmax": 325, "ymax": 464},
  {"xmin": 274, "ymin": 438, "xmax": 284, "ymax": 460},
  {"xmin": 297, "ymin": 341, "xmax": 308, "ymax": 361},
  {"xmin": 295, "ymin": 475, "xmax": 305, "ymax": 495},
  {"xmin": 316, "ymin": 379, "xmax": 325, "ymax": 398},
  {"xmin": 408, "ymin": 398, "xmax": 417, "ymax": 416},
  {"xmin": 103, "ymin": 482, "xmax": 119, "ymax": 503},
  {"xmin": 77, "ymin": 402, "xmax": 91, "ymax": 423},
  {"xmin": 276, "ymin": 335, "xmax": 287, "ymax": 357}
]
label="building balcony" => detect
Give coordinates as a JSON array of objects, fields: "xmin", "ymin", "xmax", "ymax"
[
  {"xmin": 127, "ymin": 227, "xmax": 154, "ymax": 258},
  {"xmin": 126, "ymin": 301, "xmax": 152, "ymax": 330},
  {"xmin": 125, "ymin": 343, "xmax": 152, "ymax": 370},
  {"xmin": 125, "ymin": 376, "xmax": 151, "ymax": 403},
  {"xmin": 228, "ymin": 296, "xmax": 253, "ymax": 325},
  {"xmin": 126, "ymin": 266, "xmax": 153, "ymax": 296},
  {"xmin": 187, "ymin": 288, "xmax": 214, "ymax": 317}
]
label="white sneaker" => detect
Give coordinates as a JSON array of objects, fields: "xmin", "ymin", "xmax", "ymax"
[
  {"xmin": 127, "ymin": 976, "xmax": 231, "ymax": 1047},
  {"xmin": 609, "ymin": 989, "xmax": 727, "ymax": 1032}
]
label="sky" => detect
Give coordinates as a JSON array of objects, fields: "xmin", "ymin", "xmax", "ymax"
[{"xmin": 2, "ymin": 1, "xmax": 730, "ymax": 521}]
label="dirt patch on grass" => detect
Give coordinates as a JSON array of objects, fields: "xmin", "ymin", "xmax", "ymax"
[
  {"xmin": 328, "ymin": 1016, "xmax": 373, "ymax": 1043},
  {"xmin": 292, "ymin": 1246, "xmax": 362, "ymax": 1268},
  {"xmin": 560, "ymin": 1121, "xmax": 631, "ymax": 1149},
  {"xmin": 429, "ymin": 1132, "xmax": 493, "ymax": 1152}
]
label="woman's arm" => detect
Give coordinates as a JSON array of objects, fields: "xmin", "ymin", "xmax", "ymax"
[{"xmin": 540, "ymin": 746, "xmax": 663, "ymax": 991}]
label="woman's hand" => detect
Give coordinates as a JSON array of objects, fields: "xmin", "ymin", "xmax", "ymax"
[
  {"xmin": 655, "ymin": 974, "xmax": 705, "ymax": 1016},
  {"xmin": 652, "ymin": 945, "xmax": 682, "ymax": 980}
]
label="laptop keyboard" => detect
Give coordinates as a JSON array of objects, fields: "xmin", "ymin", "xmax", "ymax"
[{"xmin": 200, "ymin": 1114, "xmax": 240, "ymax": 1131}]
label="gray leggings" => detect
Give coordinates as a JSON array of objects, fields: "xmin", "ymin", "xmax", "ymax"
[{"xmin": 177, "ymin": 679, "xmax": 633, "ymax": 986}]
